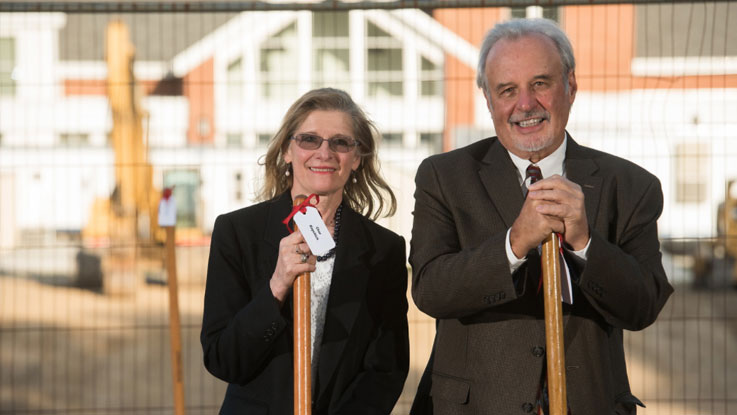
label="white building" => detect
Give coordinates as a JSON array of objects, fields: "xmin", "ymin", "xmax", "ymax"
[{"xmin": 1, "ymin": 4, "xmax": 736, "ymax": 251}]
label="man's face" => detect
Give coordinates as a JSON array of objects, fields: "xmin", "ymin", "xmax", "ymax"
[{"xmin": 483, "ymin": 33, "xmax": 577, "ymax": 162}]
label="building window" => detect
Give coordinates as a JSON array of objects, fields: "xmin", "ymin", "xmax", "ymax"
[
  {"xmin": 227, "ymin": 57, "xmax": 244, "ymax": 101},
  {"xmin": 197, "ymin": 117, "xmax": 211, "ymax": 138},
  {"xmin": 234, "ymin": 171, "xmax": 243, "ymax": 203},
  {"xmin": 59, "ymin": 133, "xmax": 90, "ymax": 146},
  {"xmin": 226, "ymin": 133, "xmax": 242, "ymax": 147},
  {"xmin": 420, "ymin": 57, "xmax": 443, "ymax": 97},
  {"xmin": 0, "ymin": 37, "xmax": 16, "ymax": 97},
  {"xmin": 366, "ymin": 22, "xmax": 403, "ymax": 97},
  {"xmin": 510, "ymin": 6, "xmax": 560, "ymax": 22},
  {"xmin": 675, "ymin": 142, "xmax": 709, "ymax": 203},
  {"xmin": 510, "ymin": 7, "xmax": 527, "ymax": 19},
  {"xmin": 260, "ymin": 23, "xmax": 298, "ymax": 100},
  {"xmin": 382, "ymin": 132, "xmax": 402, "ymax": 146},
  {"xmin": 420, "ymin": 132, "xmax": 442, "ymax": 153},
  {"xmin": 258, "ymin": 133, "xmax": 273, "ymax": 146},
  {"xmin": 313, "ymin": 11, "xmax": 350, "ymax": 90}
]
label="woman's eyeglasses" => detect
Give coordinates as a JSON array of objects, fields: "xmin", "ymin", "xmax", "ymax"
[{"xmin": 291, "ymin": 133, "xmax": 358, "ymax": 153}]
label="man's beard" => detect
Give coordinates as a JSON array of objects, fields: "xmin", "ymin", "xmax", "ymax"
[
  {"xmin": 507, "ymin": 110, "xmax": 554, "ymax": 153},
  {"xmin": 514, "ymin": 134, "xmax": 555, "ymax": 153}
]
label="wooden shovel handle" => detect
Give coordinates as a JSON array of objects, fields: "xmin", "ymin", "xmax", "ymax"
[
  {"xmin": 542, "ymin": 233, "xmax": 567, "ymax": 415},
  {"xmin": 292, "ymin": 195, "xmax": 312, "ymax": 415}
]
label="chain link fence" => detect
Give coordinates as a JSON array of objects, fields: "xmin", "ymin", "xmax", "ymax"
[{"xmin": 1, "ymin": 1, "xmax": 736, "ymax": 414}]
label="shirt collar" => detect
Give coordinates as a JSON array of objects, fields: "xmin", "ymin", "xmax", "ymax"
[{"xmin": 507, "ymin": 133, "xmax": 568, "ymax": 183}]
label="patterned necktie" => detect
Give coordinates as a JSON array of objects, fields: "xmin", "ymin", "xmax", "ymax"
[
  {"xmin": 524, "ymin": 164, "xmax": 543, "ymax": 197},
  {"xmin": 526, "ymin": 164, "xmax": 543, "ymax": 184}
]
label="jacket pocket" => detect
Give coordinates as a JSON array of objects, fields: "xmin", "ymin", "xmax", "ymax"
[
  {"xmin": 430, "ymin": 372, "xmax": 470, "ymax": 405},
  {"xmin": 219, "ymin": 393, "xmax": 269, "ymax": 415},
  {"xmin": 613, "ymin": 391, "xmax": 645, "ymax": 415}
]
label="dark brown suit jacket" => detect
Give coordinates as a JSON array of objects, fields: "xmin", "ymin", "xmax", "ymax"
[
  {"xmin": 409, "ymin": 136, "xmax": 673, "ymax": 414},
  {"xmin": 201, "ymin": 192, "xmax": 409, "ymax": 414}
]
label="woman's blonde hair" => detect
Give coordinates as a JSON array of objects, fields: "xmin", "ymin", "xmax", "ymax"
[{"xmin": 259, "ymin": 88, "xmax": 396, "ymax": 220}]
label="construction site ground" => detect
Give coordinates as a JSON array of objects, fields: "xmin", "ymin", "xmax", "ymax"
[{"xmin": 1, "ymin": 254, "xmax": 736, "ymax": 415}]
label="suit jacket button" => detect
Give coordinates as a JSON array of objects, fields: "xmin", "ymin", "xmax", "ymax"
[
  {"xmin": 522, "ymin": 402, "xmax": 535, "ymax": 412},
  {"xmin": 532, "ymin": 346, "xmax": 545, "ymax": 357}
]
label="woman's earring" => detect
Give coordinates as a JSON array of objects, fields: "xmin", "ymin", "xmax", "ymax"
[
  {"xmin": 352, "ymin": 171, "xmax": 357, "ymax": 184},
  {"xmin": 285, "ymin": 163, "xmax": 291, "ymax": 177}
]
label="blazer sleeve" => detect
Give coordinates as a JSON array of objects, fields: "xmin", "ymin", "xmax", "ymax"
[
  {"xmin": 200, "ymin": 213, "xmax": 288, "ymax": 385},
  {"xmin": 333, "ymin": 234, "xmax": 410, "ymax": 414},
  {"xmin": 410, "ymin": 157, "xmax": 520, "ymax": 319},
  {"xmin": 578, "ymin": 174, "xmax": 673, "ymax": 331}
]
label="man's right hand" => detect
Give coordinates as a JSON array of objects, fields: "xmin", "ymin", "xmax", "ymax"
[{"xmin": 509, "ymin": 179, "xmax": 566, "ymax": 259}]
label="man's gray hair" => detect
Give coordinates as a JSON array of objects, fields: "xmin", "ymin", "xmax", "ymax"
[{"xmin": 476, "ymin": 18, "xmax": 575, "ymax": 96}]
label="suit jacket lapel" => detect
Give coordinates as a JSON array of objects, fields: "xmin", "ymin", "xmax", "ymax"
[
  {"xmin": 478, "ymin": 139, "xmax": 525, "ymax": 228},
  {"xmin": 264, "ymin": 192, "xmax": 294, "ymax": 247},
  {"xmin": 477, "ymin": 136, "xmax": 602, "ymax": 229},
  {"xmin": 316, "ymin": 205, "xmax": 370, "ymax": 401},
  {"xmin": 562, "ymin": 136, "xmax": 602, "ymax": 329},
  {"xmin": 564, "ymin": 136, "xmax": 602, "ymax": 231},
  {"xmin": 264, "ymin": 192, "xmax": 296, "ymax": 316}
]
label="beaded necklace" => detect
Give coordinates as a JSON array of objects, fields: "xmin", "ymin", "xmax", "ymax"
[{"xmin": 316, "ymin": 204, "xmax": 342, "ymax": 262}]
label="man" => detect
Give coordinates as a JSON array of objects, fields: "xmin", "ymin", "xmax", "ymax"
[{"xmin": 409, "ymin": 18, "xmax": 673, "ymax": 414}]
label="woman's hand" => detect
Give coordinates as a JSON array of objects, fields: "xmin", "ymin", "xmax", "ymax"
[{"xmin": 270, "ymin": 231, "xmax": 316, "ymax": 305}]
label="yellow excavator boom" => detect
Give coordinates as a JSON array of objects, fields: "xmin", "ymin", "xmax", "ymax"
[{"xmin": 83, "ymin": 20, "xmax": 163, "ymax": 246}]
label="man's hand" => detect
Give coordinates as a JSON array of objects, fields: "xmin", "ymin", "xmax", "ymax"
[{"xmin": 510, "ymin": 175, "xmax": 589, "ymax": 258}]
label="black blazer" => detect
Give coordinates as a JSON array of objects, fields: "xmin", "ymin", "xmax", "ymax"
[
  {"xmin": 409, "ymin": 136, "xmax": 673, "ymax": 415},
  {"xmin": 201, "ymin": 192, "xmax": 409, "ymax": 414}
]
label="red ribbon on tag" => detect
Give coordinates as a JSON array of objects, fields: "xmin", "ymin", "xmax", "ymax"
[{"xmin": 282, "ymin": 193, "xmax": 320, "ymax": 233}]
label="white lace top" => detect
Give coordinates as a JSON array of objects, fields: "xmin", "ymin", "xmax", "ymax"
[{"xmin": 311, "ymin": 255, "xmax": 334, "ymax": 382}]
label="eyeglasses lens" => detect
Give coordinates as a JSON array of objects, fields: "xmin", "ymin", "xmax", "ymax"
[{"xmin": 294, "ymin": 134, "xmax": 356, "ymax": 153}]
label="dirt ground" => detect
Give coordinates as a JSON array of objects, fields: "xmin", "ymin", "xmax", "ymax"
[{"xmin": 1, "ymin": 273, "xmax": 736, "ymax": 415}]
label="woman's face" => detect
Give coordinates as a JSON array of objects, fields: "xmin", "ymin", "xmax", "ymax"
[{"xmin": 284, "ymin": 110, "xmax": 361, "ymax": 199}]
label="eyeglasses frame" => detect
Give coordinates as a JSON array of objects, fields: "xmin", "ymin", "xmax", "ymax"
[{"xmin": 290, "ymin": 133, "xmax": 359, "ymax": 153}]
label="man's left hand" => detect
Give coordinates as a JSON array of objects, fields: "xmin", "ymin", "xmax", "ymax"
[{"xmin": 527, "ymin": 175, "xmax": 589, "ymax": 250}]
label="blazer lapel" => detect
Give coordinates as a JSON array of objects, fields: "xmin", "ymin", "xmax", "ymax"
[
  {"xmin": 316, "ymin": 205, "xmax": 370, "ymax": 400},
  {"xmin": 562, "ymin": 136, "xmax": 602, "ymax": 329},
  {"xmin": 564, "ymin": 136, "xmax": 602, "ymax": 231},
  {"xmin": 263, "ymin": 192, "xmax": 296, "ymax": 316},
  {"xmin": 264, "ymin": 193, "xmax": 293, "ymax": 247},
  {"xmin": 478, "ymin": 139, "xmax": 526, "ymax": 228}
]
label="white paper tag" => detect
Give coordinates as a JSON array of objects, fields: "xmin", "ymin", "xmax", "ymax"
[
  {"xmin": 560, "ymin": 255, "xmax": 573, "ymax": 305},
  {"xmin": 292, "ymin": 206, "xmax": 336, "ymax": 256},
  {"xmin": 157, "ymin": 196, "xmax": 177, "ymax": 226}
]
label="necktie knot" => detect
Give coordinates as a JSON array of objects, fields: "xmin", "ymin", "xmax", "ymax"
[{"xmin": 526, "ymin": 164, "xmax": 543, "ymax": 184}]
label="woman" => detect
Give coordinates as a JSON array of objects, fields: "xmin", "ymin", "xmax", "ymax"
[{"xmin": 201, "ymin": 88, "xmax": 409, "ymax": 414}]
